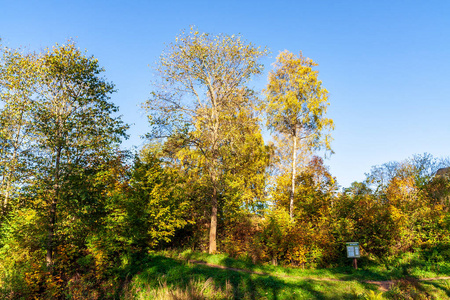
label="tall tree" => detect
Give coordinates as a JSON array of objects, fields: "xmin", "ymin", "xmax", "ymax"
[
  {"xmin": 263, "ymin": 50, "xmax": 333, "ymax": 220},
  {"xmin": 30, "ymin": 42, "xmax": 127, "ymax": 267},
  {"xmin": 146, "ymin": 28, "xmax": 268, "ymax": 253}
]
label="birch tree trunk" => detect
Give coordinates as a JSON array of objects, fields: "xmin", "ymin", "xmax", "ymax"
[{"xmin": 289, "ymin": 127, "xmax": 298, "ymax": 220}]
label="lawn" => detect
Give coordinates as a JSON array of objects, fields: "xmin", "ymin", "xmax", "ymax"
[{"xmin": 119, "ymin": 251, "xmax": 450, "ymax": 299}]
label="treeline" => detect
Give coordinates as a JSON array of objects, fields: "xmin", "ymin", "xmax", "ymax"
[{"xmin": 0, "ymin": 30, "xmax": 449, "ymax": 299}]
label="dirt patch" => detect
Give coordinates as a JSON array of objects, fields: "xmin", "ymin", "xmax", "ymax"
[{"xmin": 365, "ymin": 280, "xmax": 393, "ymax": 292}]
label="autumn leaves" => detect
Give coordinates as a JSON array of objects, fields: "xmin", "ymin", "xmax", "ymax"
[{"xmin": 147, "ymin": 29, "xmax": 332, "ymax": 253}]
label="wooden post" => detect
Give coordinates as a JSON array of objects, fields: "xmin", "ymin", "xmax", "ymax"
[{"xmin": 353, "ymin": 258, "xmax": 357, "ymax": 269}]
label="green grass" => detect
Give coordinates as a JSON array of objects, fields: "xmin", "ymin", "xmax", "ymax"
[
  {"xmin": 119, "ymin": 251, "xmax": 450, "ymax": 299},
  {"xmin": 121, "ymin": 254, "xmax": 376, "ymax": 299},
  {"xmin": 158, "ymin": 249, "xmax": 450, "ymax": 280}
]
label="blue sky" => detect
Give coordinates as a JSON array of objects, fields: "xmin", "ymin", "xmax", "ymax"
[{"xmin": 1, "ymin": 0, "xmax": 449, "ymax": 188}]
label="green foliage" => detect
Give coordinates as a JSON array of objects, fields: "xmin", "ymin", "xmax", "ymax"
[
  {"xmin": 1, "ymin": 30, "xmax": 450, "ymax": 299},
  {"xmin": 0, "ymin": 208, "xmax": 47, "ymax": 299},
  {"xmin": 0, "ymin": 41, "xmax": 193, "ymax": 298},
  {"xmin": 257, "ymin": 208, "xmax": 291, "ymax": 265},
  {"xmin": 122, "ymin": 149, "xmax": 191, "ymax": 249}
]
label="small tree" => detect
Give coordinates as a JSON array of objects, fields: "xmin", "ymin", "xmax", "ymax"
[{"xmin": 264, "ymin": 51, "xmax": 333, "ymax": 220}]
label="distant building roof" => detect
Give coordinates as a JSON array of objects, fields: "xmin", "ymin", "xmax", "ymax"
[{"xmin": 436, "ymin": 167, "xmax": 450, "ymax": 177}]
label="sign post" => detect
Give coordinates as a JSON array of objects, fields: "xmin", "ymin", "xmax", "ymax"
[{"xmin": 346, "ymin": 242, "xmax": 360, "ymax": 269}]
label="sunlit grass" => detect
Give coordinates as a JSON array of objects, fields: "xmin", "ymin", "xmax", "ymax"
[
  {"xmin": 157, "ymin": 249, "xmax": 450, "ymax": 281},
  {"xmin": 123, "ymin": 277, "xmax": 234, "ymax": 300},
  {"xmin": 120, "ymin": 253, "xmax": 379, "ymax": 299},
  {"xmin": 117, "ymin": 250, "xmax": 450, "ymax": 299}
]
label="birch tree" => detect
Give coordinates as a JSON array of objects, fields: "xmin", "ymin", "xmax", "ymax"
[{"xmin": 264, "ymin": 50, "xmax": 333, "ymax": 220}]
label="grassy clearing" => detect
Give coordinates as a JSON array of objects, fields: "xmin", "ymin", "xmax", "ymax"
[
  {"xmin": 121, "ymin": 254, "xmax": 376, "ymax": 299},
  {"xmin": 174, "ymin": 249, "xmax": 390, "ymax": 281},
  {"xmin": 120, "ymin": 251, "xmax": 450, "ymax": 299},
  {"xmin": 158, "ymin": 249, "xmax": 450, "ymax": 281}
]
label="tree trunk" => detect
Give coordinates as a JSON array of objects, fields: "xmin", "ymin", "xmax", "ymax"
[
  {"xmin": 272, "ymin": 257, "xmax": 278, "ymax": 266},
  {"xmin": 46, "ymin": 145, "xmax": 61, "ymax": 269},
  {"xmin": 209, "ymin": 184, "xmax": 218, "ymax": 254},
  {"xmin": 46, "ymin": 198, "xmax": 57, "ymax": 268},
  {"xmin": 289, "ymin": 129, "xmax": 297, "ymax": 220},
  {"xmin": 209, "ymin": 104, "xmax": 219, "ymax": 254}
]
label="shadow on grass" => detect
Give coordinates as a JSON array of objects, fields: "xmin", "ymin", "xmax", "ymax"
[
  {"xmin": 215, "ymin": 253, "xmax": 450, "ymax": 282},
  {"xmin": 124, "ymin": 254, "xmax": 379, "ymax": 299},
  {"xmin": 178, "ymin": 250, "xmax": 397, "ymax": 282},
  {"xmin": 421, "ymin": 280, "xmax": 450, "ymax": 298},
  {"xmin": 214, "ymin": 254, "xmax": 390, "ymax": 282}
]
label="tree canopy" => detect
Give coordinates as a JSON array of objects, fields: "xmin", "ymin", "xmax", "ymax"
[
  {"xmin": 263, "ymin": 50, "xmax": 334, "ymax": 219},
  {"xmin": 146, "ymin": 28, "xmax": 269, "ymax": 253}
]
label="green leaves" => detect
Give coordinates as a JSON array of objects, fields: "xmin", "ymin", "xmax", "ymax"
[{"xmin": 0, "ymin": 41, "xmax": 129, "ymax": 271}]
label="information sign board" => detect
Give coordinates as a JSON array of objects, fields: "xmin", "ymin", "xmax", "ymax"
[{"xmin": 346, "ymin": 242, "xmax": 360, "ymax": 258}]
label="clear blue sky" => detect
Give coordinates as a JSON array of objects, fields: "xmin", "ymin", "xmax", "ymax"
[{"xmin": 1, "ymin": 0, "xmax": 449, "ymax": 188}]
